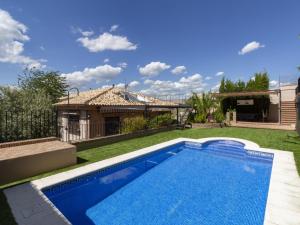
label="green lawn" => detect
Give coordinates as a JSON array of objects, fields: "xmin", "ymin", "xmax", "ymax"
[{"xmin": 1, "ymin": 127, "xmax": 300, "ymax": 225}]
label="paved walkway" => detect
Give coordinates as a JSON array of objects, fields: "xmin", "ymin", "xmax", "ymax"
[{"xmin": 231, "ymin": 122, "xmax": 295, "ymax": 131}]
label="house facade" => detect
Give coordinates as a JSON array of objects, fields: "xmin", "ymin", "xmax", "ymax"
[{"xmin": 55, "ymin": 87, "xmax": 181, "ymax": 141}]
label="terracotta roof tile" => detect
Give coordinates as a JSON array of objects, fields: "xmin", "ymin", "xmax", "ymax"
[{"xmin": 55, "ymin": 87, "xmax": 178, "ymax": 107}]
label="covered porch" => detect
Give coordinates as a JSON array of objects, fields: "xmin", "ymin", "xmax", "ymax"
[{"xmin": 213, "ymin": 90, "xmax": 281, "ymax": 123}]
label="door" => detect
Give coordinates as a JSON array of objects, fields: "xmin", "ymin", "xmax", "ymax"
[{"xmin": 105, "ymin": 117, "xmax": 120, "ymax": 136}]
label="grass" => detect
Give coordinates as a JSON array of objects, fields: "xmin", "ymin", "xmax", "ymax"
[{"xmin": 1, "ymin": 127, "xmax": 299, "ymax": 224}]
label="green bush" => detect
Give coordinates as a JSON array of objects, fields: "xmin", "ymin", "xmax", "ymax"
[
  {"xmin": 121, "ymin": 116, "xmax": 147, "ymax": 134},
  {"xmin": 194, "ymin": 113, "xmax": 207, "ymax": 123},
  {"xmin": 213, "ymin": 110, "xmax": 225, "ymax": 123},
  {"xmin": 148, "ymin": 113, "xmax": 173, "ymax": 129}
]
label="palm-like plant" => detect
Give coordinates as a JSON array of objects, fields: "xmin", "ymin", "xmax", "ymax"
[{"xmin": 187, "ymin": 92, "xmax": 217, "ymax": 122}]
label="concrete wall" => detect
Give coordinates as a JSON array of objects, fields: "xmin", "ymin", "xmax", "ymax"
[
  {"xmin": 0, "ymin": 140, "xmax": 76, "ymax": 185},
  {"xmin": 72, "ymin": 125, "xmax": 177, "ymax": 151},
  {"xmin": 281, "ymin": 84, "xmax": 297, "ymax": 102}
]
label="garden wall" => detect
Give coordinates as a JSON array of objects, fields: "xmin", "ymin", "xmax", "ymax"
[{"xmin": 72, "ymin": 125, "xmax": 177, "ymax": 151}]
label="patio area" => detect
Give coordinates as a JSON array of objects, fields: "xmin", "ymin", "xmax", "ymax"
[{"xmin": 230, "ymin": 121, "xmax": 295, "ymax": 131}]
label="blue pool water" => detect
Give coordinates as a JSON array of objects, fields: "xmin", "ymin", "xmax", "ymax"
[{"xmin": 43, "ymin": 140, "xmax": 273, "ymax": 225}]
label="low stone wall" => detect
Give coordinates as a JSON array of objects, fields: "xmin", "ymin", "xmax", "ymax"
[
  {"xmin": 0, "ymin": 138, "xmax": 76, "ymax": 185},
  {"xmin": 0, "ymin": 137, "xmax": 59, "ymax": 148},
  {"xmin": 72, "ymin": 126, "xmax": 177, "ymax": 151}
]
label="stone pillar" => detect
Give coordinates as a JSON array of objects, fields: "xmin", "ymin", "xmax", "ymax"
[
  {"xmin": 232, "ymin": 111, "xmax": 237, "ymax": 123},
  {"xmin": 80, "ymin": 110, "xmax": 90, "ymax": 140},
  {"xmin": 226, "ymin": 112, "xmax": 230, "ymax": 124},
  {"xmin": 61, "ymin": 113, "xmax": 69, "ymax": 142}
]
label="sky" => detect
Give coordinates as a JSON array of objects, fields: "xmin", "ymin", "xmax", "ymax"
[{"xmin": 0, "ymin": 0, "xmax": 299, "ymax": 96}]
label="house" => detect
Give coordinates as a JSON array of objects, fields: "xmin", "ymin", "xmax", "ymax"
[{"xmin": 55, "ymin": 86, "xmax": 187, "ymax": 141}]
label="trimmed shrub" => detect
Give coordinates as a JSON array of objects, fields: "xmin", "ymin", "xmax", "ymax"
[
  {"xmin": 213, "ymin": 110, "xmax": 225, "ymax": 123},
  {"xmin": 148, "ymin": 113, "xmax": 173, "ymax": 129},
  {"xmin": 121, "ymin": 116, "xmax": 147, "ymax": 134},
  {"xmin": 194, "ymin": 113, "xmax": 207, "ymax": 123}
]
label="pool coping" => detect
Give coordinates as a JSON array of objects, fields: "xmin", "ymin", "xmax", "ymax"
[{"xmin": 4, "ymin": 137, "xmax": 300, "ymax": 225}]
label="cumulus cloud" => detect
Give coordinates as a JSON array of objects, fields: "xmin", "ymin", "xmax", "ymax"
[
  {"xmin": 71, "ymin": 26, "xmax": 94, "ymax": 37},
  {"xmin": 211, "ymin": 83, "xmax": 221, "ymax": 92},
  {"xmin": 61, "ymin": 64, "xmax": 122, "ymax": 87},
  {"xmin": 139, "ymin": 61, "xmax": 171, "ymax": 76},
  {"xmin": 140, "ymin": 73, "xmax": 206, "ymax": 95},
  {"xmin": 118, "ymin": 62, "xmax": 127, "ymax": 68},
  {"xmin": 110, "ymin": 24, "xmax": 119, "ymax": 32},
  {"xmin": 129, "ymin": 80, "xmax": 139, "ymax": 87},
  {"xmin": 216, "ymin": 71, "xmax": 224, "ymax": 76},
  {"xmin": 238, "ymin": 41, "xmax": 265, "ymax": 55},
  {"xmin": 171, "ymin": 66, "xmax": 187, "ymax": 75},
  {"xmin": 103, "ymin": 58, "xmax": 109, "ymax": 63},
  {"xmin": 205, "ymin": 76, "xmax": 212, "ymax": 80},
  {"xmin": 104, "ymin": 80, "xmax": 140, "ymax": 89},
  {"xmin": 0, "ymin": 9, "xmax": 45, "ymax": 69},
  {"xmin": 77, "ymin": 32, "xmax": 137, "ymax": 52},
  {"xmin": 269, "ymin": 80, "xmax": 278, "ymax": 88}
]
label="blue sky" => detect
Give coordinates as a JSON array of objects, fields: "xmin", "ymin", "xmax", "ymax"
[{"xmin": 0, "ymin": 0, "xmax": 299, "ymax": 95}]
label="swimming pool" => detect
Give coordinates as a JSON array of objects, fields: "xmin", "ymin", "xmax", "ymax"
[{"xmin": 42, "ymin": 140, "xmax": 273, "ymax": 225}]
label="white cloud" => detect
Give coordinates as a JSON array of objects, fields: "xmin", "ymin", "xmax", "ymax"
[
  {"xmin": 110, "ymin": 24, "xmax": 119, "ymax": 32},
  {"xmin": 139, "ymin": 61, "xmax": 171, "ymax": 76},
  {"xmin": 0, "ymin": 9, "xmax": 45, "ymax": 69},
  {"xmin": 238, "ymin": 41, "xmax": 265, "ymax": 55},
  {"xmin": 62, "ymin": 64, "xmax": 122, "ymax": 87},
  {"xmin": 211, "ymin": 83, "xmax": 221, "ymax": 92},
  {"xmin": 216, "ymin": 71, "xmax": 224, "ymax": 76},
  {"xmin": 103, "ymin": 58, "xmax": 109, "ymax": 63},
  {"xmin": 269, "ymin": 80, "xmax": 278, "ymax": 88},
  {"xmin": 118, "ymin": 62, "xmax": 127, "ymax": 68},
  {"xmin": 140, "ymin": 73, "xmax": 206, "ymax": 95},
  {"xmin": 71, "ymin": 26, "xmax": 94, "ymax": 37},
  {"xmin": 205, "ymin": 76, "xmax": 212, "ymax": 80},
  {"xmin": 171, "ymin": 66, "xmax": 187, "ymax": 75},
  {"xmin": 129, "ymin": 80, "xmax": 139, "ymax": 87},
  {"xmin": 77, "ymin": 32, "xmax": 137, "ymax": 52},
  {"xmin": 105, "ymin": 80, "xmax": 140, "ymax": 89},
  {"xmin": 144, "ymin": 79, "xmax": 154, "ymax": 85}
]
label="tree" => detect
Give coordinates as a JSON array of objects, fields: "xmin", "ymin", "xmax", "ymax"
[
  {"xmin": 246, "ymin": 72, "xmax": 269, "ymax": 91},
  {"xmin": 235, "ymin": 79, "xmax": 245, "ymax": 91},
  {"xmin": 219, "ymin": 77, "xmax": 225, "ymax": 93},
  {"xmin": 18, "ymin": 68, "xmax": 68, "ymax": 103},
  {"xmin": 187, "ymin": 92, "xmax": 217, "ymax": 123},
  {"xmin": 224, "ymin": 79, "xmax": 236, "ymax": 92}
]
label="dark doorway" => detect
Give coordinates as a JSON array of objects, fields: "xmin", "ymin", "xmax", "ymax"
[{"xmin": 105, "ymin": 117, "xmax": 120, "ymax": 136}]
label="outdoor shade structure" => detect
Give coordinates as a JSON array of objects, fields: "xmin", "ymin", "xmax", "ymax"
[
  {"xmin": 54, "ymin": 86, "xmax": 191, "ymax": 142},
  {"xmin": 213, "ymin": 90, "xmax": 279, "ymax": 123}
]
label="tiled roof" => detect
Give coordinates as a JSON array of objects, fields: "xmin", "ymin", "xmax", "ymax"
[{"xmin": 55, "ymin": 87, "xmax": 178, "ymax": 107}]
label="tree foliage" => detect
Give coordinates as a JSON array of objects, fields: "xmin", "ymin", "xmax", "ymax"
[
  {"xmin": 18, "ymin": 68, "xmax": 68, "ymax": 103},
  {"xmin": 186, "ymin": 92, "xmax": 221, "ymax": 123},
  {"xmin": 219, "ymin": 72, "xmax": 270, "ymax": 93}
]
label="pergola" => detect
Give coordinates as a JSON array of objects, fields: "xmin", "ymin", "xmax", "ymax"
[{"xmin": 212, "ymin": 89, "xmax": 281, "ymax": 123}]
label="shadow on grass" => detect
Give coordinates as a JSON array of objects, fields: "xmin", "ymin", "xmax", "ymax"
[
  {"xmin": 284, "ymin": 134, "xmax": 300, "ymax": 145},
  {"xmin": 77, "ymin": 156, "xmax": 89, "ymax": 164}
]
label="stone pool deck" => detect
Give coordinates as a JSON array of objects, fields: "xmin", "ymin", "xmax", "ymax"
[{"xmin": 3, "ymin": 137, "xmax": 300, "ymax": 225}]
